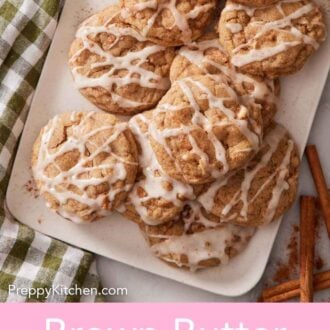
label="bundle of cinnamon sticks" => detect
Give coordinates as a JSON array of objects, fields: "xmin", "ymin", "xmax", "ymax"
[{"xmin": 261, "ymin": 145, "xmax": 330, "ymax": 303}]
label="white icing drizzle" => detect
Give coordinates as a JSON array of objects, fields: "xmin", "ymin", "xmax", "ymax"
[
  {"xmin": 149, "ymin": 201, "xmax": 255, "ymax": 271},
  {"xmin": 226, "ymin": 22, "xmax": 243, "ymax": 33},
  {"xmin": 33, "ymin": 112, "xmax": 135, "ymax": 223},
  {"xmin": 233, "ymin": 41, "xmax": 301, "ymax": 66},
  {"xmin": 198, "ymin": 124, "xmax": 296, "ymax": 225},
  {"xmin": 69, "ymin": 11, "xmax": 171, "ymax": 109},
  {"xmin": 133, "ymin": 0, "xmax": 158, "ymax": 11},
  {"xmin": 176, "ymin": 38, "xmax": 277, "ymax": 118},
  {"xmin": 141, "ymin": 75, "xmax": 262, "ymax": 182},
  {"xmin": 181, "ymin": 201, "xmax": 219, "ymax": 232},
  {"xmin": 126, "ymin": 115, "xmax": 195, "ymax": 225},
  {"xmin": 223, "ymin": 0, "xmax": 325, "ymax": 67},
  {"xmin": 123, "ymin": 0, "xmax": 214, "ymax": 43}
]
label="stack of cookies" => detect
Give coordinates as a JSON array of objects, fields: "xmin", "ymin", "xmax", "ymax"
[{"xmin": 32, "ymin": 0, "xmax": 327, "ymax": 271}]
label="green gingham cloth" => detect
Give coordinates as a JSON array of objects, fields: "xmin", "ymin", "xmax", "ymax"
[{"xmin": 0, "ymin": 0, "xmax": 104, "ymax": 302}]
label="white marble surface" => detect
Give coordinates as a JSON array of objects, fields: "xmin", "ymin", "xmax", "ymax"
[{"xmin": 97, "ymin": 75, "xmax": 330, "ymax": 302}]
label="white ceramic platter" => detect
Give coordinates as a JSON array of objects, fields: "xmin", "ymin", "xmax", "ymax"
[{"xmin": 6, "ymin": 0, "xmax": 330, "ymax": 296}]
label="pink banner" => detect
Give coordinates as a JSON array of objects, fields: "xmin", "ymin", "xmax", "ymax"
[{"xmin": 0, "ymin": 303, "xmax": 329, "ymax": 330}]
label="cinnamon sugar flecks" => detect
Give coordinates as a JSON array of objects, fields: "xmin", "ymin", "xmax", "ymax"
[
  {"xmin": 72, "ymin": 6, "xmax": 94, "ymax": 29},
  {"xmin": 273, "ymin": 224, "xmax": 299, "ymax": 283},
  {"xmin": 272, "ymin": 210, "xmax": 326, "ymax": 283},
  {"xmin": 314, "ymin": 201, "xmax": 326, "ymax": 272},
  {"xmin": 23, "ymin": 179, "xmax": 39, "ymax": 198},
  {"xmin": 315, "ymin": 256, "xmax": 325, "ymax": 271},
  {"xmin": 273, "ymin": 263, "xmax": 290, "ymax": 283}
]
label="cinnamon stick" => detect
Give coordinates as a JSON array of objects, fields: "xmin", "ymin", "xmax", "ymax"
[
  {"xmin": 265, "ymin": 280, "xmax": 330, "ymax": 303},
  {"xmin": 306, "ymin": 145, "xmax": 330, "ymax": 238},
  {"xmin": 300, "ymin": 196, "xmax": 316, "ymax": 302},
  {"xmin": 262, "ymin": 270, "xmax": 330, "ymax": 302}
]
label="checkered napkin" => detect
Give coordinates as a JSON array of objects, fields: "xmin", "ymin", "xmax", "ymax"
[{"xmin": 0, "ymin": 0, "xmax": 104, "ymax": 302}]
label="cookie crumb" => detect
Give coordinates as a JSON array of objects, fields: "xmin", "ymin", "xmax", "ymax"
[
  {"xmin": 273, "ymin": 224, "xmax": 299, "ymax": 283},
  {"xmin": 24, "ymin": 179, "xmax": 39, "ymax": 198}
]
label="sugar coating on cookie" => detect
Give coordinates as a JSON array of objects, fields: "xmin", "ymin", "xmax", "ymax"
[
  {"xmin": 118, "ymin": 114, "xmax": 196, "ymax": 225},
  {"xmin": 219, "ymin": 0, "xmax": 326, "ymax": 78},
  {"xmin": 140, "ymin": 201, "xmax": 255, "ymax": 271},
  {"xmin": 170, "ymin": 33, "xmax": 279, "ymax": 127},
  {"xmin": 231, "ymin": 0, "xmax": 280, "ymax": 7},
  {"xmin": 139, "ymin": 74, "xmax": 263, "ymax": 185},
  {"xmin": 198, "ymin": 124, "xmax": 300, "ymax": 227},
  {"xmin": 119, "ymin": 0, "xmax": 216, "ymax": 46},
  {"xmin": 69, "ymin": 5, "xmax": 176, "ymax": 115},
  {"xmin": 32, "ymin": 112, "xmax": 139, "ymax": 223}
]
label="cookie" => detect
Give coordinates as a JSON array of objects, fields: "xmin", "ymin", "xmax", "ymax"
[
  {"xmin": 32, "ymin": 112, "xmax": 139, "ymax": 223},
  {"xmin": 231, "ymin": 0, "xmax": 280, "ymax": 7},
  {"xmin": 139, "ymin": 74, "xmax": 263, "ymax": 185},
  {"xmin": 69, "ymin": 5, "xmax": 176, "ymax": 115},
  {"xmin": 118, "ymin": 114, "xmax": 197, "ymax": 225},
  {"xmin": 219, "ymin": 0, "xmax": 326, "ymax": 78},
  {"xmin": 119, "ymin": 0, "xmax": 216, "ymax": 46},
  {"xmin": 140, "ymin": 201, "xmax": 255, "ymax": 271},
  {"xmin": 170, "ymin": 32, "xmax": 279, "ymax": 127},
  {"xmin": 198, "ymin": 123, "xmax": 300, "ymax": 227}
]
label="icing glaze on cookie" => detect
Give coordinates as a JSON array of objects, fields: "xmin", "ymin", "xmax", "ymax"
[
  {"xmin": 32, "ymin": 112, "xmax": 138, "ymax": 223},
  {"xmin": 143, "ymin": 201, "xmax": 255, "ymax": 271},
  {"xmin": 136, "ymin": 75, "xmax": 262, "ymax": 184},
  {"xmin": 69, "ymin": 6, "xmax": 175, "ymax": 114},
  {"xmin": 171, "ymin": 35, "xmax": 278, "ymax": 127},
  {"xmin": 219, "ymin": 0, "xmax": 326, "ymax": 77},
  {"xmin": 120, "ymin": 0, "xmax": 216, "ymax": 46},
  {"xmin": 198, "ymin": 124, "xmax": 299, "ymax": 226},
  {"xmin": 120, "ymin": 114, "xmax": 196, "ymax": 225}
]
